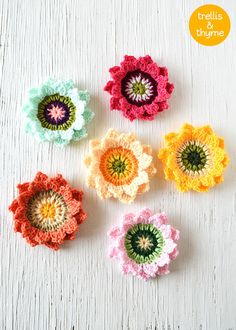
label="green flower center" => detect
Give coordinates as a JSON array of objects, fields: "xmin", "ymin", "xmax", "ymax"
[
  {"xmin": 99, "ymin": 147, "xmax": 138, "ymax": 186},
  {"xmin": 37, "ymin": 93, "xmax": 76, "ymax": 131},
  {"xmin": 178, "ymin": 141, "xmax": 208, "ymax": 173},
  {"xmin": 111, "ymin": 159, "xmax": 126, "ymax": 174},
  {"xmin": 132, "ymin": 82, "xmax": 146, "ymax": 95},
  {"xmin": 124, "ymin": 223, "xmax": 164, "ymax": 264}
]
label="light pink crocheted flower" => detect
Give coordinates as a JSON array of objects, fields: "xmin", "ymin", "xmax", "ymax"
[
  {"xmin": 104, "ymin": 55, "xmax": 174, "ymax": 121},
  {"xmin": 108, "ymin": 208, "xmax": 179, "ymax": 280}
]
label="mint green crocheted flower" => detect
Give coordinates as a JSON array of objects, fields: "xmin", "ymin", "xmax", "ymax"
[{"xmin": 22, "ymin": 79, "xmax": 94, "ymax": 146}]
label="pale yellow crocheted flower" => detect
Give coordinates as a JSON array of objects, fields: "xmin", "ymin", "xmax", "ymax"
[{"xmin": 84, "ymin": 129, "xmax": 156, "ymax": 203}]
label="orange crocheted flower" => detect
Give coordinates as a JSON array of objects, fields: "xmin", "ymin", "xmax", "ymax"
[
  {"xmin": 158, "ymin": 123, "xmax": 229, "ymax": 192},
  {"xmin": 84, "ymin": 129, "xmax": 156, "ymax": 203},
  {"xmin": 9, "ymin": 172, "xmax": 86, "ymax": 250}
]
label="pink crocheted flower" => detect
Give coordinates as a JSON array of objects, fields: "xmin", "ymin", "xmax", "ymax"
[
  {"xmin": 104, "ymin": 55, "xmax": 174, "ymax": 121},
  {"xmin": 108, "ymin": 208, "xmax": 179, "ymax": 280}
]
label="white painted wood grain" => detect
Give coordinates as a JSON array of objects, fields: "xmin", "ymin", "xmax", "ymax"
[{"xmin": 1, "ymin": 0, "xmax": 236, "ymax": 329}]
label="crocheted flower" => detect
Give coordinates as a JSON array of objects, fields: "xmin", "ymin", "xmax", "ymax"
[
  {"xmin": 158, "ymin": 123, "xmax": 229, "ymax": 192},
  {"xmin": 108, "ymin": 208, "xmax": 179, "ymax": 280},
  {"xmin": 104, "ymin": 55, "xmax": 174, "ymax": 121},
  {"xmin": 84, "ymin": 129, "xmax": 156, "ymax": 203},
  {"xmin": 22, "ymin": 78, "xmax": 94, "ymax": 146},
  {"xmin": 9, "ymin": 172, "xmax": 86, "ymax": 250}
]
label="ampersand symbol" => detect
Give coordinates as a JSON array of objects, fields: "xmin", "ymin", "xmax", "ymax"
[{"xmin": 207, "ymin": 21, "xmax": 214, "ymax": 29}]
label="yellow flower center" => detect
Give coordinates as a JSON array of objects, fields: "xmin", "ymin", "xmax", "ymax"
[
  {"xmin": 27, "ymin": 190, "xmax": 68, "ymax": 232},
  {"xmin": 40, "ymin": 202, "xmax": 56, "ymax": 220},
  {"xmin": 99, "ymin": 147, "xmax": 138, "ymax": 186}
]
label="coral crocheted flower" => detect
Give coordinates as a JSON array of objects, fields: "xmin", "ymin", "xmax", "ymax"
[
  {"xmin": 108, "ymin": 208, "xmax": 179, "ymax": 280},
  {"xmin": 104, "ymin": 55, "xmax": 174, "ymax": 121},
  {"xmin": 9, "ymin": 172, "xmax": 86, "ymax": 250},
  {"xmin": 158, "ymin": 123, "xmax": 229, "ymax": 192},
  {"xmin": 22, "ymin": 78, "xmax": 94, "ymax": 146},
  {"xmin": 84, "ymin": 129, "xmax": 156, "ymax": 203}
]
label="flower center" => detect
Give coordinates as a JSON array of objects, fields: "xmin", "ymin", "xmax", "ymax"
[
  {"xmin": 99, "ymin": 147, "xmax": 138, "ymax": 186},
  {"xmin": 137, "ymin": 235, "xmax": 154, "ymax": 250},
  {"xmin": 37, "ymin": 94, "xmax": 76, "ymax": 130},
  {"xmin": 121, "ymin": 70, "xmax": 157, "ymax": 106},
  {"xmin": 47, "ymin": 105, "xmax": 66, "ymax": 122},
  {"xmin": 40, "ymin": 203, "xmax": 56, "ymax": 220},
  {"xmin": 27, "ymin": 190, "xmax": 68, "ymax": 232},
  {"xmin": 111, "ymin": 158, "xmax": 126, "ymax": 174},
  {"xmin": 177, "ymin": 141, "xmax": 209, "ymax": 175},
  {"xmin": 132, "ymin": 82, "xmax": 146, "ymax": 95},
  {"xmin": 124, "ymin": 223, "xmax": 164, "ymax": 264}
]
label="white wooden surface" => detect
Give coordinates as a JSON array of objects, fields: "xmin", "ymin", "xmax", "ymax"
[{"xmin": 1, "ymin": 0, "xmax": 236, "ymax": 329}]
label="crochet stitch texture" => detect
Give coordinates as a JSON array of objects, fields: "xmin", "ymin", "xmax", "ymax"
[
  {"xmin": 22, "ymin": 78, "xmax": 94, "ymax": 146},
  {"xmin": 108, "ymin": 208, "xmax": 179, "ymax": 280},
  {"xmin": 84, "ymin": 129, "xmax": 156, "ymax": 203},
  {"xmin": 9, "ymin": 172, "xmax": 86, "ymax": 250},
  {"xmin": 104, "ymin": 55, "xmax": 174, "ymax": 121},
  {"xmin": 158, "ymin": 123, "xmax": 229, "ymax": 192}
]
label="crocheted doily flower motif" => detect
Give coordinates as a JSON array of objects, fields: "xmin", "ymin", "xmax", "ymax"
[
  {"xmin": 108, "ymin": 208, "xmax": 179, "ymax": 280},
  {"xmin": 22, "ymin": 78, "xmax": 94, "ymax": 146},
  {"xmin": 84, "ymin": 129, "xmax": 156, "ymax": 203},
  {"xmin": 104, "ymin": 55, "xmax": 174, "ymax": 121},
  {"xmin": 158, "ymin": 123, "xmax": 229, "ymax": 192},
  {"xmin": 9, "ymin": 172, "xmax": 86, "ymax": 250}
]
